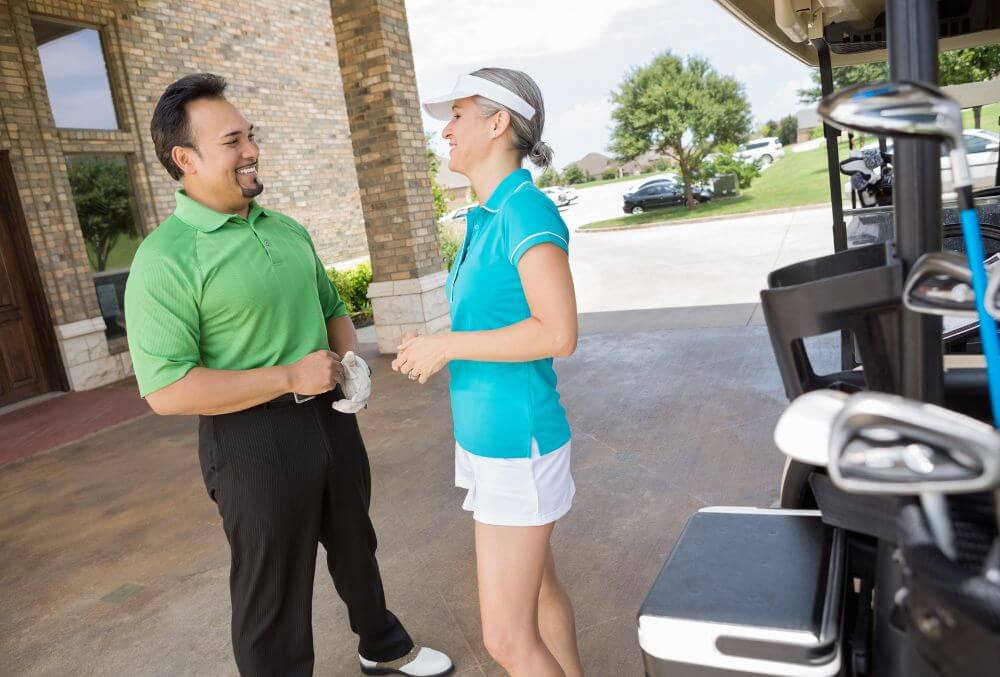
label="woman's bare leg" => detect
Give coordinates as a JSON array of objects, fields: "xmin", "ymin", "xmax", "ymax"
[
  {"xmin": 475, "ymin": 521, "xmax": 564, "ymax": 676},
  {"xmin": 538, "ymin": 544, "xmax": 583, "ymax": 676}
]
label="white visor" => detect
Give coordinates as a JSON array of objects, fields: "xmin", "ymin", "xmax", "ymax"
[{"xmin": 422, "ymin": 74, "xmax": 536, "ymax": 122}]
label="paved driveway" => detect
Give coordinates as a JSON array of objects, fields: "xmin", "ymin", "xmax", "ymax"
[{"xmin": 571, "ymin": 206, "xmax": 835, "ymax": 313}]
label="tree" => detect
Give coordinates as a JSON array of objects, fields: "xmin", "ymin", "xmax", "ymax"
[
  {"xmin": 777, "ymin": 114, "xmax": 799, "ymax": 146},
  {"xmin": 562, "ymin": 165, "xmax": 587, "ymax": 185},
  {"xmin": 760, "ymin": 119, "xmax": 779, "ymax": 138},
  {"xmin": 609, "ymin": 51, "xmax": 753, "ymax": 209},
  {"xmin": 426, "ymin": 135, "xmax": 449, "ymax": 220},
  {"xmin": 798, "ymin": 46, "xmax": 1000, "ymax": 104},
  {"xmin": 537, "ymin": 167, "xmax": 562, "ymax": 188},
  {"xmin": 67, "ymin": 158, "xmax": 136, "ymax": 272}
]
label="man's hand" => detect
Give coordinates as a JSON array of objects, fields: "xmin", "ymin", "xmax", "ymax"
[{"xmin": 286, "ymin": 350, "xmax": 345, "ymax": 395}]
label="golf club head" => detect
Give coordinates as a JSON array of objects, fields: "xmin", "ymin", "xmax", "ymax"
[
  {"xmin": 818, "ymin": 80, "xmax": 963, "ymax": 149},
  {"xmin": 773, "ymin": 389, "xmax": 849, "ymax": 467},
  {"xmin": 828, "ymin": 392, "xmax": 1000, "ymax": 495},
  {"xmin": 903, "ymin": 252, "xmax": 977, "ymax": 317},
  {"xmin": 986, "ymin": 265, "xmax": 1000, "ymax": 321}
]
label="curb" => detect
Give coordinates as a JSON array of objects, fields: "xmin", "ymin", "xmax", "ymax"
[{"xmin": 577, "ymin": 202, "xmax": 831, "ymax": 233}]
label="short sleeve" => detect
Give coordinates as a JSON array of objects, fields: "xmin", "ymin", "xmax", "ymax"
[
  {"xmin": 504, "ymin": 189, "xmax": 570, "ymax": 266},
  {"xmin": 123, "ymin": 254, "xmax": 201, "ymax": 398}
]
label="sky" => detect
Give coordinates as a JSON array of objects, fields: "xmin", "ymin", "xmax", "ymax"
[
  {"xmin": 406, "ymin": 0, "xmax": 816, "ymax": 170},
  {"xmin": 36, "ymin": 28, "xmax": 119, "ymax": 130}
]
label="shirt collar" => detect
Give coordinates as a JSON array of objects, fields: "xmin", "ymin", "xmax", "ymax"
[
  {"xmin": 173, "ymin": 189, "xmax": 269, "ymax": 232},
  {"xmin": 480, "ymin": 168, "xmax": 533, "ymax": 214}
]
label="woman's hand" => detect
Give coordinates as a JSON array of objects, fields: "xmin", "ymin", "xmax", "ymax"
[{"xmin": 391, "ymin": 332, "xmax": 452, "ymax": 384}]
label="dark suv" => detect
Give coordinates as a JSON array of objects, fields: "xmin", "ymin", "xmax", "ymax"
[{"xmin": 623, "ymin": 182, "xmax": 685, "ymax": 214}]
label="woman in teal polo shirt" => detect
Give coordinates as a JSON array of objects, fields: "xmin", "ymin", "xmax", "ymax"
[{"xmin": 392, "ymin": 68, "xmax": 583, "ymax": 676}]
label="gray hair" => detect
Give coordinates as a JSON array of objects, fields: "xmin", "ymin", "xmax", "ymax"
[{"xmin": 470, "ymin": 67, "xmax": 553, "ymax": 169}]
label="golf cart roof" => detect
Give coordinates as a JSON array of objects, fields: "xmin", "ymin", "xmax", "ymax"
[{"xmin": 714, "ymin": 1, "xmax": 1000, "ymax": 67}]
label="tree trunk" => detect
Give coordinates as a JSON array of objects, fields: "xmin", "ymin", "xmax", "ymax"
[
  {"xmin": 973, "ymin": 105, "xmax": 982, "ymax": 129},
  {"xmin": 678, "ymin": 154, "xmax": 695, "ymax": 210}
]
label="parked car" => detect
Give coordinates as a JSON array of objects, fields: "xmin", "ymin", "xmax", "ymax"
[
  {"xmin": 623, "ymin": 182, "xmax": 685, "ymax": 214},
  {"xmin": 736, "ymin": 136, "xmax": 784, "ymax": 166},
  {"xmin": 541, "ymin": 186, "xmax": 578, "ymax": 207},
  {"xmin": 624, "ymin": 173, "xmax": 679, "ymax": 197},
  {"xmin": 854, "ymin": 128, "xmax": 999, "ymax": 193},
  {"xmin": 627, "ymin": 178, "xmax": 713, "ymax": 205},
  {"xmin": 558, "ymin": 186, "xmax": 580, "ymax": 203}
]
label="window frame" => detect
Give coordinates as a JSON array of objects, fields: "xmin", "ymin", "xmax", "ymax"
[{"xmin": 30, "ymin": 15, "xmax": 123, "ymax": 132}]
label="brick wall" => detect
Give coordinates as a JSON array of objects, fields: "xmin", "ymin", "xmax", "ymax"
[{"xmin": 0, "ymin": 0, "xmax": 368, "ymax": 328}]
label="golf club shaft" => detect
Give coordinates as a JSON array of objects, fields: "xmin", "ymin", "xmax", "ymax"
[{"xmin": 956, "ymin": 188, "xmax": 1000, "ymax": 425}]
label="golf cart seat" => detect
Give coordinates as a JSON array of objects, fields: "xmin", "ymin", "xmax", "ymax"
[{"xmin": 639, "ymin": 508, "xmax": 845, "ymax": 676}]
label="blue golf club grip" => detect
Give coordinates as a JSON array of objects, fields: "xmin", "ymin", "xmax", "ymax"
[{"xmin": 959, "ymin": 207, "xmax": 1000, "ymax": 425}]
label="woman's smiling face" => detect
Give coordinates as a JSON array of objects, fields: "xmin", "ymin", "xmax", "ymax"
[{"xmin": 441, "ymin": 97, "xmax": 497, "ymax": 175}]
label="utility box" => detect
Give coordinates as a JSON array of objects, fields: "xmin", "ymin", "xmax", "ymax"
[{"xmin": 712, "ymin": 173, "xmax": 739, "ymax": 198}]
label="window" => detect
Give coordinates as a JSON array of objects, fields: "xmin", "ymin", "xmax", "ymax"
[
  {"xmin": 964, "ymin": 133, "xmax": 992, "ymax": 155},
  {"xmin": 31, "ymin": 18, "xmax": 119, "ymax": 130},
  {"xmin": 65, "ymin": 155, "xmax": 142, "ymax": 339}
]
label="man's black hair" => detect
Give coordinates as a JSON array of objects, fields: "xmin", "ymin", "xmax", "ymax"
[{"xmin": 151, "ymin": 73, "xmax": 228, "ymax": 180}]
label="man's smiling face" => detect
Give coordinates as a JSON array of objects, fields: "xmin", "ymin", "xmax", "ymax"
[{"xmin": 182, "ymin": 97, "xmax": 262, "ymax": 212}]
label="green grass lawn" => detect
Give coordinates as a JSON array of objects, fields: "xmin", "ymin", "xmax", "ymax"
[
  {"xmin": 582, "ymin": 141, "xmax": 843, "ymax": 230},
  {"xmin": 86, "ymin": 234, "xmax": 143, "ymax": 271},
  {"xmin": 962, "ymin": 102, "xmax": 1000, "ymax": 133}
]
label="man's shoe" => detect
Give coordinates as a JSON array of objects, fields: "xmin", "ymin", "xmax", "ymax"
[{"xmin": 359, "ymin": 645, "xmax": 453, "ymax": 676}]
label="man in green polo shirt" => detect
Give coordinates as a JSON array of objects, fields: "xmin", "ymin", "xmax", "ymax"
[{"xmin": 124, "ymin": 73, "xmax": 452, "ymax": 677}]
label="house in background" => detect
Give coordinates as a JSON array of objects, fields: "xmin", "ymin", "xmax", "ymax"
[
  {"xmin": 620, "ymin": 149, "xmax": 673, "ymax": 176},
  {"xmin": 796, "ymin": 108, "xmax": 821, "ymax": 143},
  {"xmin": 564, "ymin": 152, "xmax": 616, "ymax": 177}
]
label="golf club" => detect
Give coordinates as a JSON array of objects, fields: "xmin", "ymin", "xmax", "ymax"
[
  {"xmin": 903, "ymin": 251, "xmax": 978, "ymax": 317},
  {"xmin": 820, "ymin": 80, "xmax": 1000, "ymax": 425},
  {"xmin": 828, "ymin": 392, "xmax": 1000, "ymax": 559}
]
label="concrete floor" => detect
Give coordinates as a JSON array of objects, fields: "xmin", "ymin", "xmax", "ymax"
[{"xmin": 0, "ymin": 305, "xmax": 843, "ymax": 676}]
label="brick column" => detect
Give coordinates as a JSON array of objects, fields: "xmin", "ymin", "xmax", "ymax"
[{"xmin": 331, "ymin": 0, "xmax": 449, "ymax": 353}]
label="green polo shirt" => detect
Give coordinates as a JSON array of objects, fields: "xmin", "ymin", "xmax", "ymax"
[{"xmin": 124, "ymin": 190, "xmax": 348, "ymax": 398}]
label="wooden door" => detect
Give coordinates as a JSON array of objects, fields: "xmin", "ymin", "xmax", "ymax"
[{"xmin": 0, "ymin": 153, "xmax": 61, "ymax": 406}]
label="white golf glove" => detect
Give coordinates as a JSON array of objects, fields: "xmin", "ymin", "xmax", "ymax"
[{"xmin": 332, "ymin": 351, "xmax": 372, "ymax": 414}]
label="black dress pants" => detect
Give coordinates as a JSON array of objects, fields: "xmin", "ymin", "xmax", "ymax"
[{"xmin": 198, "ymin": 390, "xmax": 413, "ymax": 676}]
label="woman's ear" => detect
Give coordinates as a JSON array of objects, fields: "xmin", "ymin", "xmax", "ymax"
[{"xmin": 491, "ymin": 110, "xmax": 512, "ymax": 139}]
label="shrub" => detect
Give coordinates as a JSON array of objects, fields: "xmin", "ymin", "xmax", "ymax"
[
  {"xmin": 327, "ymin": 263, "xmax": 373, "ymax": 321},
  {"xmin": 601, "ymin": 167, "xmax": 619, "ymax": 180},
  {"xmin": 537, "ymin": 167, "xmax": 562, "ymax": 188},
  {"xmin": 697, "ymin": 143, "xmax": 760, "ymax": 189},
  {"xmin": 563, "ymin": 165, "xmax": 588, "ymax": 184},
  {"xmin": 438, "ymin": 218, "xmax": 466, "ymax": 270}
]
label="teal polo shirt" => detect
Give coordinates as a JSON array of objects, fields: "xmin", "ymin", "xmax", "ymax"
[
  {"xmin": 445, "ymin": 168, "xmax": 572, "ymax": 459},
  {"xmin": 124, "ymin": 190, "xmax": 348, "ymax": 398}
]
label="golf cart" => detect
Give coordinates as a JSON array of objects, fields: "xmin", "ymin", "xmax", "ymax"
[{"xmin": 638, "ymin": 2, "xmax": 1000, "ymax": 676}]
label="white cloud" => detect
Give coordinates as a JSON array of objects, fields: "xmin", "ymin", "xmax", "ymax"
[
  {"xmin": 547, "ymin": 97, "xmax": 614, "ymax": 166},
  {"xmin": 753, "ymin": 75, "xmax": 815, "ymax": 124},
  {"xmin": 407, "ymin": 0, "xmax": 660, "ymax": 76}
]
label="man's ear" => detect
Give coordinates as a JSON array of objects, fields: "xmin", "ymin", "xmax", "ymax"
[{"xmin": 171, "ymin": 145, "xmax": 197, "ymax": 176}]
